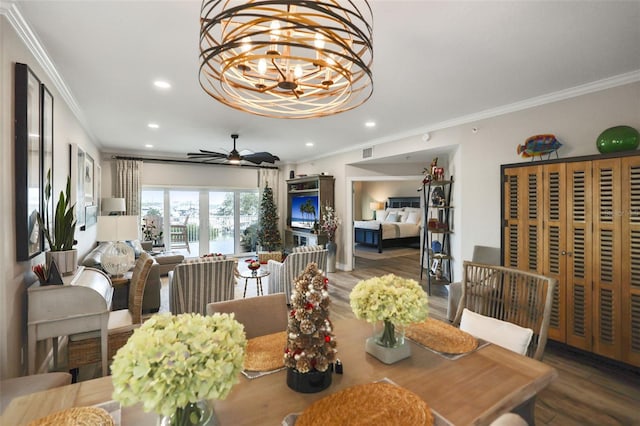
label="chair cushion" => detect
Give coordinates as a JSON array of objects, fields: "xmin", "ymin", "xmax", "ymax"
[
  {"xmin": 460, "ymin": 308, "xmax": 533, "ymax": 356},
  {"xmin": 183, "ymin": 255, "xmax": 225, "ymax": 264}
]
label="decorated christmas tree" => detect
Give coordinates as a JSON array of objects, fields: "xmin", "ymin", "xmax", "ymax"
[
  {"xmin": 285, "ymin": 263, "xmax": 337, "ymax": 392},
  {"xmin": 257, "ymin": 183, "xmax": 281, "ymax": 252}
]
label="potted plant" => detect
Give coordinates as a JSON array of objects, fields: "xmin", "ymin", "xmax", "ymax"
[{"xmin": 37, "ymin": 170, "xmax": 78, "ymax": 275}]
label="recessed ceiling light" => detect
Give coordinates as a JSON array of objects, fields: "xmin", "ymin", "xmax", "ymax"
[
  {"xmin": 148, "ymin": 123, "xmax": 159, "ymax": 129},
  {"xmin": 306, "ymin": 142, "xmax": 314, "ymax": 147},
  {"xmin": 365, "ymin": 121, "xmax": 376, "ymax": 128},
  {"xmin": 153, "ymin": 80, "xmax": 171, "ymax": 89},
  {"xmin": 145, "ymin": 144, "xmax": 154, "ymax": 148}
]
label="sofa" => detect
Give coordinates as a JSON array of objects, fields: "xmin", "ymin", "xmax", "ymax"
[{"xmin": 82, "ymin": 242, "xmax": 183, "ymax": 313}]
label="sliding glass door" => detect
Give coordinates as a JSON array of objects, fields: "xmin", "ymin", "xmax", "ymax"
[{"xmin": 141, "ymin": 187, "xmax": 258, "ymax": 256}]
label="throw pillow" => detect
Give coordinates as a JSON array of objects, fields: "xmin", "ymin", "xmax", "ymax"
[
  {"xmin": 405, "ymin": 211, "xmax": 420, "ymax": 224},
  {"xmin": 375, "ymin": 209, "xmax": 388, "ymax": 222},
  {"xmin": 385, "ymin": 213, "xmax": 400, "ymax": 222},
  {"xmin": 459, "ymin": 308, "xmax": 533, "ymax": 356}
]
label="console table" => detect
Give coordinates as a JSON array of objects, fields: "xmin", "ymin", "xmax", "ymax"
[{"xmin": 27, "ymin": 266, "xmax": 113, "ymax": 375}]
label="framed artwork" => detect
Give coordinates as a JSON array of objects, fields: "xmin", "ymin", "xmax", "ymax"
[
  {"xmin": 84, "ymin": 153, "xmax": 94, "ymax": 204},
  {"xmin": 41, "ymin": 84, "xmax": 54, "ymax": 250},
  {"xmin": 70, "ymin": 143, "xmax": 86, "ymax": 228},
  {"xmin": 15, "ymin": 63, "xmax": 43, "ymax": 260},
  {"xmin": 84, "ymin": 205, "xmax": 98, "ymax": 229}
]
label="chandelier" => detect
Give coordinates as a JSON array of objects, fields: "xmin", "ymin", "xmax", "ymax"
[{"xmin": 199, "ymin": 0, "xmax": 373, "ymax": 119}]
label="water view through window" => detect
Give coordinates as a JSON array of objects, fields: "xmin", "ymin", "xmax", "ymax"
[{"xmin": 141, "ymin": 188, "xmax": 258, "ymax": 256}]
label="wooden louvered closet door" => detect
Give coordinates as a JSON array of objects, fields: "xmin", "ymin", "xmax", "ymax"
[
  {"xmin": 565, "ymin": 162, "xmax": 592, "ymax": 350},
  {"xmin": 542, "ymin": 163, "xmax": 566, "ymax": 342},
  {"xmin": 592, "ymin": 159, "xmax": 622, "ymax": 359},
  {"xmin": 503, "ymin": 166, "xmax": 543, "ymax": 270},
  {"xmin": 621, "ymin": 157, "xmax": 640, "ymax": 366}
]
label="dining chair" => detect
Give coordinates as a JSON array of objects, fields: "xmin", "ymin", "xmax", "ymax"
[
  {"xmin": 452, "ymin": 261, "xmax": 556, "ymax": 361},
  {"xmin": 452, "ymin": 261, "xmax": 555, "ymax": 425},
  {"xmin": 447, "ymin": 245, "xmax": 500, "ymax": 321},
  {"xmin": 206, "ymin": 293, "xmax": 288, "ymax": 339},
  {"xmin": 170, "ymin": 214, "xmax": 190, "ymax": 253},
  {"xmin": 67, "ymin": 252, "xmax": 153, "ymax": 376}
]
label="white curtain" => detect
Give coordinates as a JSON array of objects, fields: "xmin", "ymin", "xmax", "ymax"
[{"xmin": 115, "ymin": 159, "xmax": 142, "ymax": 216}]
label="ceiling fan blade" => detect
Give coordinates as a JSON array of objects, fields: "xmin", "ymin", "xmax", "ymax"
[
  {"xmin": 243, "ymin": 152, "xmax": 280, "ymax": 164},
  {"xmin": 187, "ymin": 152, "xmax": 227, "ymax": 159}
]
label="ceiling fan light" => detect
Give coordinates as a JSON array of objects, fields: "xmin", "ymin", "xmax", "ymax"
[{"xmin": 199, "ymin": 0, "xmax": 373, "ymax": 119}]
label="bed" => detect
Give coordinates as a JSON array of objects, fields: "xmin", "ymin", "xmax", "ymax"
[{"xmin": 354, "ymin": 197, "xmax": 422, "ymax": 253}]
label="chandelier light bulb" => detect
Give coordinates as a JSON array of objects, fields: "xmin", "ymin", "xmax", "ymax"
[
  {"xmin": 258, "ymin": 58, "xmax": 267, "ymax": 75},
  {"xmin": 314, "ymin": 33, "xmax": 325, "ymax": 49},
  {"xmin": 270, "ymin": 20, "xmax": 281, "ymax": 40},
  {"xmin": 241, "ymin": 36, "xmax": 252, "ymax": 53},
  {"xmin": 294, "ymin": 64, "xmax": 303, "ymax": 79}
]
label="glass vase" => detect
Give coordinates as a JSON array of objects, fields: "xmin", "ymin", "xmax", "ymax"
[
  {"xmin": 373, "ymin": 320, "xmax": 405, "ymax": 348},
  {"xmin": 157, "ymin": 400, "xmax": 219, "ymax": 426}
]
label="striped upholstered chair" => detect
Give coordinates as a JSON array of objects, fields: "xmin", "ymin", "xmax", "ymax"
[
  {"xmin": 168, "ymin": 257, "xmax": 235, "ymax": 315},
  {"xmin": 268, "ymin": 245, "xmax": 328, "ymax": 303}
]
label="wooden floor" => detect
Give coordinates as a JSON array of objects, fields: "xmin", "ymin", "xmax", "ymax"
[{"xmin": 328, "ymin": 252, "xmax": 640, "ymax": 426}]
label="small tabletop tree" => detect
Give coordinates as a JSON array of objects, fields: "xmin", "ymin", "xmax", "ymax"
[
  {"xmin": 257, "ymin": 183, "xmax": 281, "ymax": 252},
  {"xmin": 285, "ymin": 263, "xmax": 337, "ymax": 389}
]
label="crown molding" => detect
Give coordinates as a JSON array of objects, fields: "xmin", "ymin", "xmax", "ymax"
[{"xmin": 1, "ymin": 1, "xmax": 98, "ymax": 144}]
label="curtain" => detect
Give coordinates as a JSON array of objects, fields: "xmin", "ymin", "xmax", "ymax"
[{"xmin": 115, "ymin": 159, "xmax": 142, "ymax": 216}]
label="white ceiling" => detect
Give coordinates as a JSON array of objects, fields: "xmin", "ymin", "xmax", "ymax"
[{"xmin": 11, "ymin": 1, "xmax": 640, "ymax": 165}]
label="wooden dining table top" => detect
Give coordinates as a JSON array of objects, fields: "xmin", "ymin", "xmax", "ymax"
[{"xmin": 2, "ymin": 317, "xmax": 557, "ymax": 426}]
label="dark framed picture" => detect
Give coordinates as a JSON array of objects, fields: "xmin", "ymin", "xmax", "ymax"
[
  {"xmin": 15, "ymin": 63, "xmax": 43, "ymax": 260},
  {"xmin": 41, "ymin": 84, "xmax": 54, "ymax": 250}
]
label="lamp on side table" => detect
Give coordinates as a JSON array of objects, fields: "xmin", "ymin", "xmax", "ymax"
[{"xmin": 97, "ymin": 215, "xmax": 139, "ymax": 277}]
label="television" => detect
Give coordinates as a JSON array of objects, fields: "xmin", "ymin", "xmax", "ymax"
[{"xmin": 290, "ymin": 195, "xmax": 320, "ymax": 230}]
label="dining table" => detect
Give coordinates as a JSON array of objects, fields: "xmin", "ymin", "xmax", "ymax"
[{"xmin": 2, "ymin": 317, "xmax": 557, "ymax": 425}]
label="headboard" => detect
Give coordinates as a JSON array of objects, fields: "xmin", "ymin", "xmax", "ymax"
[{"xmin": 386, "ymin": 196, "xmax": 420, "ymax": 209}]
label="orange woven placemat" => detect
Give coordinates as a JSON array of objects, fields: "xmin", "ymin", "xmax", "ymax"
[
  {"xmin": 244, "ymin": 331, "xmax": 287, "ymax": 372},
  {"xmin": 406, "ymin": 318, "xmax": 478, "ymax": 354},
  {"xmin": 27, "ymin": 407, "xmax": 114, "ymax": 426},
  {"xmin": 296, "ymin": 382, "xmax": 433, "ymax": 426}
]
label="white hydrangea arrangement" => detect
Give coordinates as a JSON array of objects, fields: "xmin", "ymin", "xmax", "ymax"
[
  {"xmin": 350, "ymin": 274, "xmax": 428, "ymax": 347},
  {"xmin": 111, "ymin": 313, "xmax": 247, "ymax": 417}
]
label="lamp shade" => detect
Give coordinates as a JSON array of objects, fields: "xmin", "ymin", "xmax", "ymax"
[
  {"xmin": 96, "ymin": 215, "xmax": 140, "ymax": 242},
  {"xmin": 369, "ymin": 202, "xmax": 384, "ymax": 211},
  {"xmin": 101, "ymin": 197, "xmax": 126, "ymax": 215}
]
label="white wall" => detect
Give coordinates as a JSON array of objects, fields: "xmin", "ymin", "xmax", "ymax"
[
  {"xmin": 294, "ymin": 82, "xmax": 640, "ymax": 278},
  {"xmin": 1, "ymin": 15, "xmax": 102, "ymax": 378}
]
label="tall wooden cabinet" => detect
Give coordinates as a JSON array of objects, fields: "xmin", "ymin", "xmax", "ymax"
[{"xmin": 502, "ymin": 153, "xmax": 640, "ymax": 367}]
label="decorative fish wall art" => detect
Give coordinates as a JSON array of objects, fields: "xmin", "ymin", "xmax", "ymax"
[{"xmin": 517, "ymin": 134, "xmax": 562, "ymax": 160}]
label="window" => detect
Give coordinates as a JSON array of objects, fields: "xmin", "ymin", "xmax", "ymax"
[{"xmin": 141, "ymin": 187, "xmax": 259, "ymax": 256}]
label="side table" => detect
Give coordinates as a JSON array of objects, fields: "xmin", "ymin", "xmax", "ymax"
[{"xmin": 237, "ymin": 269, "xmax": 270, "ymax": 298}]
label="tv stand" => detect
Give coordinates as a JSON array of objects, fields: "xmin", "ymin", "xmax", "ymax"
[
  {"xmin": 286, "ymin": 175, "xmax": 334, "ymax": 248},
  {"xmin": 286, "ymin": 228, "xmax": 328, "ymax": 248}
]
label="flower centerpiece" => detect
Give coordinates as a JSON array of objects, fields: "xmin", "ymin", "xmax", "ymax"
[
  {"xmin": 111, "ymin": 313, "xmax": 247, "ymax": 426},
  {"xmin": 350, "ymin": 274, "xmax": 428, "ymax": 364}
]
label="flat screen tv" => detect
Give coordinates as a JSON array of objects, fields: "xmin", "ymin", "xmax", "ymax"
[{"xmin": 290, "ymin": 195, "xmax": 319, "ymax": 230}]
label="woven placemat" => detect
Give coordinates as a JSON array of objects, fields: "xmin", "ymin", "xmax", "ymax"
[
  {"xmin": 243, "ymin": 331, "xmax": 287, "ymax": 372},
  {"xmin": 296, "ymin": 382, "xmax": 434, "ymax": 426},
  {"xmin": 27, "ymin": 407, "xmax": 114, "ymax": 426},
  {"xmin": 406, "ymin": 318, "xmax": 478, "ymax": 354}
]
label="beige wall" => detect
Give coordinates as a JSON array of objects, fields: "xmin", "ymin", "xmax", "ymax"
[{"xmin": 1, "ymin": 15, "xmax": 102, "ymax": 378}]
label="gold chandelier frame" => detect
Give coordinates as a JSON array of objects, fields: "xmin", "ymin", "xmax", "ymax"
[{"xmin": 199, "ymin": 0, "xmax": 373, "ymax": 119}]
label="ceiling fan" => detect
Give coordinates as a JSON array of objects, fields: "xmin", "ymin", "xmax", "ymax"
[{"xmin": 187, "ymin": 134, "xmax": 280, "ymax": 165}]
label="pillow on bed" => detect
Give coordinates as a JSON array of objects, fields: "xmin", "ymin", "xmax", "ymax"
[
  {"xmin": 386, "ymin": 207, "xmax": 404, "ymax": 213},
  {"xmin": 385, "ymin": 213, "xmax": 401, "ymax": 222},
  {"xmin": 405, "ymin": 211, "xmax": 421, "ymax": 225},
  {"xmin": 375, "ymin": 209, "xmax": 388, "ymax": 222}
]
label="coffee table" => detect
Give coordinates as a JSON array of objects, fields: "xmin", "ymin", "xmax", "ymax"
[{"xmin": 237, "ymin": 269, "xmax": 270, "ymax": 298}]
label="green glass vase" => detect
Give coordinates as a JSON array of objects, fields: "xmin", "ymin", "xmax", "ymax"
[{"xmin": 596, "ymin": 125, "xmax": 639, "ymax": 154}]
